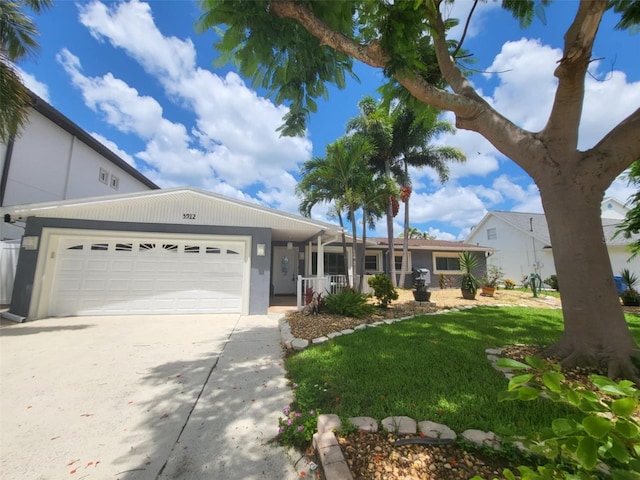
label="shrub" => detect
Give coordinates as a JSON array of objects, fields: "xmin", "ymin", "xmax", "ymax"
[
  {"xmin": 277, "ymin": 405, "xmax": 320, "ymax": 449},
  {"xmin": 504, "ymin": 279, "xmax": 516, "ymax": 290},
  {"xmin": 367, "ymin": 274, "xmax": 398, "ymax": 308},
  {"xmin": 544, "ymin": 274, "xmax": 559, "ymax": 291},
  {"xmin": 324, "ymin": 288, "xmax": 376, "ymax": 317},
  {"xmin": 496, "ymin": 356, "xmax": 640, "ymax": 479}
]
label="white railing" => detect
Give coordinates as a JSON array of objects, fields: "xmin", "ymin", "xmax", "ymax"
[{"xmin": 296, "ymin": 274, "xmax": 377, "ymax": 310}]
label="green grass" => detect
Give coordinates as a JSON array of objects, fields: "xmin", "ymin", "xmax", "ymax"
[
  {"xmin": 285, "ymin": 307, "xmax": 640, "ymax": 436},
  {"xmin": 511, "ymin": 287, "xmax": 561, "ymax": 298}
]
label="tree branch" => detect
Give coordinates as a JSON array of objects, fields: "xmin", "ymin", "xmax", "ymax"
[
  {"xmin": 543, "ymin": 0, "xmax": 607, "ymax": 152},
  {"xmin": 587, "ymin": 107, "xmax": 640, "ymax": 186}
]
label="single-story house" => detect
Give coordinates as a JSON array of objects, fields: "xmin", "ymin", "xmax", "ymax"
[
  {"xmin": 1, "ymin": 187, "xmax": 345, "ymax": 320},
  {"xmin": 465, "ymin": 198, "xmax": 640, "ymax": 285}
]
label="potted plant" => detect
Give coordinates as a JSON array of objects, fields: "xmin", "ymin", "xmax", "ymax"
[
  {"xmin": 479, "ymin": 264, "xmax": 504, "ymax": 297},
  {"xmin": 620, "ymin": 268, "xmax": 640, "ymax": 306},
  {"xmin": 458, "ymin": 251, "xmax": 480, "ymax": 300}
]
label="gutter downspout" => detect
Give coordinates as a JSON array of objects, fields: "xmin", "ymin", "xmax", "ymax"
[{"xmin": 0, "ymin": 136, "xmax": 16, "ymax": 206}]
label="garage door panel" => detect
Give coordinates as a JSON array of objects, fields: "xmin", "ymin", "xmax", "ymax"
[{"xmin": 48, "ymin": 234, "xmax": 247, "ymax": 316}]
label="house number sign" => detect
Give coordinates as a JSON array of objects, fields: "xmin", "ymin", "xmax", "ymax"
[{"xmin": 183, "ymin": 213, "xmax": 196, "ymax": 220}]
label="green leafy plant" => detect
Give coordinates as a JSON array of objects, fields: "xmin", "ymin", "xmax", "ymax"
[
  {"xmin": 480, "ymin": 264, "xmax": 505, "ymax": 288},
  {"xmin": 324, "ymin": 288, "xmax": 376, "ymax": 317},
  {"xmin": 543, "ymin": 275, "xmax": 559, "ymax": 291},
  {"xmin": 367, "ymin": 274, "xmax": 398, "ymax": 308},
  {"xmin": 277, "ymin": 405, "xmax": 320, "ymax": 449},
  {"xmin": 620, "ymin": 269, "xmax": 640, "ymax": 307},
  {"xmin": 439, "ymin": 273, "xmax": 447, "ymax": 290},
  {"xmin": 496, "ymin": 356, "xmax": 640, "ymax": 479},
  {"xmin": 459, "ymin": 251, "xmax": 480, "ymax": 295},
  {"xmin": 504, "ymin": 279, "xmax": 516, "ymax": 290}
]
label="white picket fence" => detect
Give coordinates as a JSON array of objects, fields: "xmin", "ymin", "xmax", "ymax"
[{"xmin": 1, "ymin": 241, "xmax": 20, "ymax": 305}]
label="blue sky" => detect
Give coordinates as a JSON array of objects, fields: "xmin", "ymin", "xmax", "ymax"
[{"xmin": 16, "ymin": 0, "xmax": 640, "ymax": 240}]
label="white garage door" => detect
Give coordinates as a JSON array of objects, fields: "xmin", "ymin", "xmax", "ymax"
[{"xmin": 46, "ymin": 234, "xmax": 248, "ymax": 316}]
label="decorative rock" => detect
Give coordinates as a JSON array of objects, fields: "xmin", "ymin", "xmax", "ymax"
[
  {"xmin": 485, "ymin": 348, "xmax": 502, "ymax": 355},
  {"xmin": 291, "ymin": 338, "xmax": 309, "ymax": 350},
  {"xmin": 382, "ymin": 416, "xmax": 417, "ymax": 435},
  {"xmin": 317, "ymin": 414, "xmax": 342, "ymax": 434},
  {"xmin": 327, "ymin": 331, "xmax": 343, "ymax": 339},
  {"xmin": 312, "ymin": 336, "xmax": 329, "ymax": 344},
  {"xmin": 354, "ymin": 324, "xmax": 367, "ymax": 331},
  {"xmin": 341, "ymin": 328, "xmax": 355, "ymax": 335},
  {"xmin": 486, "ymin": 354, "xmax": 500, "ymax": 363},
  {"xmin": 462, "ymin": 429, "xmax": 501, "ymax": 450},
  {"xmin": 418, "ymin": 421, "xmax": 457, "ymax": 441},
  {"xmin": 348, "ymin": 416, "xmax": 379, "ymax": 433}
]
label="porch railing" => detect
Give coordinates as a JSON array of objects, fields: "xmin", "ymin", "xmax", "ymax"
[{"xmin": 296, "ymin": 274, "xmax": 375, "ymax": 310}]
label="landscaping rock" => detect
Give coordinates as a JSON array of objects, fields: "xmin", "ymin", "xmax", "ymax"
[
  {"xmin": 382, "ymin": 416, "xmax": 417, "ymax": 435},
  {"xmin": 348, "ymin": 416, "xmax": 379, "ymax": 433},
  {"xmin": 291, "ymin": 338, "xmax": 309, "ymax": 350},
  {"xmin": 318, "ymin": 414, "xmax": 342, "ymax": 434},
  {"xmin": 418, "ymin": 421, "xmax": 457, "ymax": 441},
  {"xmin": 461, "ymin": 429, "xmax": 501, "ymax": 450}
]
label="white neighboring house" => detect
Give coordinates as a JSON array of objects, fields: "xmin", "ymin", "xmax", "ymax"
[
  {"xmin": 1, "ymin": 91, "xmax": 158, "ymax": 303},
  {"xmin": 465, "ymin": 198, "xmax": 640, "ymax": 286}
]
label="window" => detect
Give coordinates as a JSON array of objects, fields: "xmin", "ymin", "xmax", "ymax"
[
  {"xmin": 393, "ymin": 253, "xmax": 411, "ymax": 272},
  {"xmin": 311, "ymin": 252, "xmax": 346, "ymax": 275},
  {"xmin": 364, "ymin": 255, "xmax": 378, "ymax": 272},
  {"xmin": 110, "ymin": 174, "xmax": 120, "ymax": 190},
  {"xmin": 433, "ymin": 253, "xmax": 461, "ymax": 273},
  {"xmin": 487, "ymin": 228, "xmax": 497, "ymax": 240},
  {"xmin": 99, "ymin": 168, "xmax": 109, "ymax": 185}
]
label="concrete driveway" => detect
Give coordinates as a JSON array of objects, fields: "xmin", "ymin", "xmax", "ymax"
[{"xmin": 0, "ymin": 314, "xmax": 298, "ymax": 479}]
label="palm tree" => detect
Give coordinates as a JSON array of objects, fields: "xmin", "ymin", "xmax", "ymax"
[
  {"xmin": 393, "ymin": 106, "xmax": 466, "ymax": 287},
  {"xmin": 347, "ymin": 97, "xmax": 398, "ymax": 283},
  {"xmin": 400, "ymin": 227, "xmax": 422, "ymax": 239},
  {"xmin": 347, "ymin": 97, "xmax": 465, "ymax": 287},
  {"xmin": 296, "ymin": 135, "xmax": 374, "ymax": 288},
  {"xmin": 0, "ymin": 0, "xmax": 51, "ymax": 142}
]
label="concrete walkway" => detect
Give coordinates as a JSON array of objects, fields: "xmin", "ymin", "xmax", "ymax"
[{"xmin": 0, "ymin": 314, "xmax": 297, "ymax": 479}]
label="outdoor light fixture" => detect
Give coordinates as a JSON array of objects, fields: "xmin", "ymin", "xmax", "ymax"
[
  {"xmin": 256, "ymin": 244, "xmax": 266, "ymax": 256},
  {"xmin": 287, "ymin": 241, "xmax": 293, "ymax": 250}
]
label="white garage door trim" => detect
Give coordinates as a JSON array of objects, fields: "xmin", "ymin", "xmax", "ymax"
[{"xmin": 31, "ymin": 228, "xmax": 251, "ymax": 318}]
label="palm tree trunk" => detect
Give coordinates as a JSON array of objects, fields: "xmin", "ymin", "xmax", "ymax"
[
  {"xmin": 359, "ymin": 207, "xmax": 368, "ymax": 293},
  {"xmin": 386, "ymin": 160, "xmax": 396, "ymax": 286},
  {"xmin": 349, "ymin": 210, "xmax": 358, "ymax": 291},
  {"xmin": 337, "ymin": 209, "xmax": 350, "ymax": 288},
  {"xmin": 399, "ymin": 187, "xmax": 410, "ymax": 288}
]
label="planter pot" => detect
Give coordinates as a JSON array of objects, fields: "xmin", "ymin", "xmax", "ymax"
[
  {"xmin": 461, "ymin": 288, "xmax": 477, "ymax": 300},
  {"xmin": 412, "ymin": 290, "xmax": 431, "ymax": 302},
  {"xmin": 481, "ymin": 286, "xmax": 496, "ymax": 297}
]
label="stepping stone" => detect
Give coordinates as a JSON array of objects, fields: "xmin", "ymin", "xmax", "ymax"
[
  {"xmin": 462, "ymin": 429, "xmax": 501, "ymax": 450},
  {"xmin": 327, "ymin": 331, "xmax": 343, "ymax": 339},
  {"xmin": 348, "ymin": 416, "xmax": 378, "ymax": 433},
  {"xmin": 354, "ymin": 324, "xmax": 367, "ymax": 330},
  {"xmin": 418, "ymin": 421, "xmax": 457, "ymax": 441},
  {"xmin": 291, "ymin": 338, "xmax": 309, "ymax": 350},
  {"xmin": 312, "ymin": 336, "xmax": 329, "ymax": 344},
  {"xmin": 485, "ymin": 348, "xmax": 502, "ymax": 355},
  {"xmin": 341, "ymin": 329, "xmax": 354, "ymax": 335},
  {"xmin": 382, "ymin": 416, "xmax": 416, "ymax": 435}
]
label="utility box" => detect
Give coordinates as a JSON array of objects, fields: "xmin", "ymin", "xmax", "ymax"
[{"xmin": 413, "ymin": 268, "xmax": 431, "ymax": 286}]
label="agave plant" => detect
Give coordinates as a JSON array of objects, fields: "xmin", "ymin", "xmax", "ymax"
[{"xmin": 458, "ymin": 251, "xmax": 480, "ymax": 297}]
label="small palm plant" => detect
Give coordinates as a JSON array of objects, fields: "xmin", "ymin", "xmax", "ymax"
[
  {"xmin": 620, "ymin": 268, "xmax": 640, "ymax": 306},
  {"xmin": 458, "ymin": 251, "xmax": 480, "ymax": 299}
]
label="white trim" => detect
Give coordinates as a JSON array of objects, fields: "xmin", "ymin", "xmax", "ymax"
[{"xmin": 432, "ymin": 251, "xmax": 462, "ymax": 274}]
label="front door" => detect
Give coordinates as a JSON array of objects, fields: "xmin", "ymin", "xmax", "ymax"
[{"xmin": 272, "ymin": 246, "xmax": 298, "ymax": 295}]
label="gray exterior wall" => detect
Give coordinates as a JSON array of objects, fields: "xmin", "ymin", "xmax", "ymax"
[
  {"xmin": 354, "ymin": 245, "xmax": 488, "ymax": 290},
  {"xmin": 9, "ymin": 217, "xmax": 271, "ymax": 318}
]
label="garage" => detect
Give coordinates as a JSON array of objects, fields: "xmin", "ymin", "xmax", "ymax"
[
  {"xmin": 42, "ymin": 232, "xmax": 249, "ymax": 316},
  {"xmin": 1, "ymin": 187, "xmax": 343, "ymax": 320}
]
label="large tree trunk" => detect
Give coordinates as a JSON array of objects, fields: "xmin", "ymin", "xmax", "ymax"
[
  {"xmin": 399, "ymin": 188, "xmax": 410, "ymax": 288},
  {"xmin": 358, "ymin": 207, "xmax": 368, "ymax": 293},
  {"xmin": 386, "ymin": 200, "xmax": 396, "ymax": 286},
  {"xmin": 337, "ymin": 211, "xmax": 350, "ymax": 288},
  {"xmin": 540, "ymin": 181, "xmax": 640, "ymax": 382}
]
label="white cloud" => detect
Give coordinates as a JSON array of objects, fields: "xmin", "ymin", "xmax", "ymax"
[
  {"xmin": 17, "ymin": 68, "xmax": 50, "ymax": 101},
  {"xmin": 74, "ymin": 0, "xmax": 311, "ymax": 197},
  {"xmin": 89, "ymin": 132, "xmax": 135, "ymax": 166}
]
